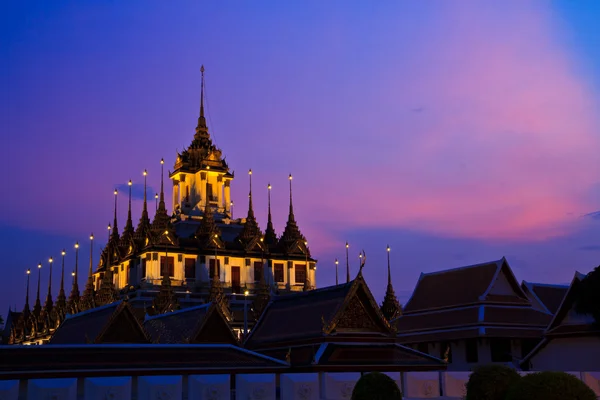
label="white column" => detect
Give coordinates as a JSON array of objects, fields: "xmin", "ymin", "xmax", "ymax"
[{"xmin": 224, "ymin": 181, "xmax": 231, "ymax": 213}]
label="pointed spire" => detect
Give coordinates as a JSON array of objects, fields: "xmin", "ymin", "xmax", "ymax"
[
  {"xmin": 43, "ymin": 257, "xmax": 54, "ymax": 317},
  {"xmin": 380, "ymin": 245, "xmax": 402, "ymax": 320},
  {"xmin": 121, "ymin": 180, "xmax": 135, "ymax": 248},
  {"xmin": 80, "ymin": 233, "xmax": 96, "ymax": 311},
  {"xmin": 112, "ymin": 189, "xmax": 119, "ymax": 238},
  {"xmin": 238, "ymin": 169, "xmax": 261, "ymax": 244},
  {"xmin": 152, "ymin": 159, "xmax": 172, "ymax": 234},
  {"xmin": 280, "ymin": 174, "xmax": 306, "ymax": 252},
  {"xmin": 55, "ymin": 250, "xmax": 67, "ymax": 316},
  {"xmin": 67, "ymin": 242, "xmax": 81, "ymax": 313},
  {"xmin": 23, "ymin": 269, "xmax": 31, "ymax": 315},
  {"xmin": 33, "ymin": 262, "xmax": 42, "ymax": 317},
  {"xmin": 195, "ymin": 65, "xmax": 208, "ymax": 136},
  {"xmin": 264, "ymin": 183, "xmax": 277, "ymax": 245},
  {"xmin": 135, "ymin": 169, "xmax": 152, "ymax": 242}
]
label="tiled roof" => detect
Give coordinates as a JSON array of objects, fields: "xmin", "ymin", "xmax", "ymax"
[
  {"xmin": 144, "ymin": 303, "xmax": 210, "ymax": 344},
  {"xmin": 395, "ymin": 307, "xmax": 479, "ymax": 332},
  {"xmin": 245, "ymin": 282, "xmax": 353, "ymax": 347},
  {"xmin": 483, "ymin": 306, "xmax": 551, "ymax": 326},
  {"xmin": 404, "ymin": 260, "xmax": 501, "ymax": 312},
  {"xmin": 314, "ymin": 342, "xmax": 446, "ymax": 369},
  {"xmin": 397, "ymin": 328, "xmax": 481, "ymax": 343},
  {"xmin": 529, "ymin": 283, "xmax": 568, "ymax": 314},
  {"xmin": 50, "ymin": 301, "xmax": 149, "ymax": 344},
  {"xmin": 50, "ymin": 303, "xmax": 121, "ymax": 344}
]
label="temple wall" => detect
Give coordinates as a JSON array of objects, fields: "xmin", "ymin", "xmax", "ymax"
[
  {"xmin": 529, "ymin": 336, "xmax": 600, "ymax": 371},
  {"xmin": 1, "ymin": 371, "xmax": 599, "ymax": 400}
]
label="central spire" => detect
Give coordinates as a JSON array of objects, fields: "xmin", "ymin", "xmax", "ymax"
[
  {"xmin": 195, "ymin": 65, "xmax": 208, "ymax": 136},
  {"xmin": 380, "ymin": 245, "xmax": 402, "ymax": 320},
  {"xmin": 120, "ymin": 179, "xmax": 135, "ymax": 248}
]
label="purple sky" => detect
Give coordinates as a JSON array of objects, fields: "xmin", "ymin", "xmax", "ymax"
[{"xmin": 2, "ymin": 1, "xmax": 600, "ymax": 313}]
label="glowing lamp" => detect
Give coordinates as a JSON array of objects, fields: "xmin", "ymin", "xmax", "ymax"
[
  {"xmin": 128, "ymin": 180, "xmax": 132, "ymax": 186},
  {"xmin": 244, "ymin": 290, "xmax": 249, "ymax": 296}
]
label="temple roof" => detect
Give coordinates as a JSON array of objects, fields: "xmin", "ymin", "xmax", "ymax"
[
  {"xmin": 521, "ymin": 281, "xmax": 568, "ymax": 315},
  {"xmin": 50, "ymin": 301, "xmax": 149, "ymax": 344},
  {"xmin": 245, "ymin": 273, "xmax": 393, "ymax": 349},
  {"xmin": 403, "ymin": 257, "xmax": 529, "ymax": 313},
  {"xmin": 394, "ymin": 257, "xmax": 550, "ymax": 343},
  {"xmin": 143, "ymin": 302, "xmax": 237, "ymax": 345}
]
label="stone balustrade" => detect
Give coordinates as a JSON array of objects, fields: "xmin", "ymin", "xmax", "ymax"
[{"xmin": 0, "ymin": 370, "xmax": 598, "ymax": 399}]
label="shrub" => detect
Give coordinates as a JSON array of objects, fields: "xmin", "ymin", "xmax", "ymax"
[
  {"xmin": 351, "ymin": 372, "xmax": 402, "ymax": 400},
  {"xmin": 465, "ymin": 364, "xmax": 521, "ymax": 400},
  {"xmin": 505, "ymin": 371, "xmax": 596, "ymax": 400}
]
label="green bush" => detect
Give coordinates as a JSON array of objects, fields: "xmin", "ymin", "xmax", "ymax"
[
  {"xmin": 465, "ymin": 364, "xmax": 521, "ymax": 400},
  {"xmin": 351, "ymin": 372, "xmax": 402, "ymax": 400},
  {"xmin": 505, "ymin": 371, "xmax": 596, "ymax": 400}
]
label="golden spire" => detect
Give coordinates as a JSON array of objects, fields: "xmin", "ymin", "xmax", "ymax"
[{"xmin": 196, "ymin": 65, "xmax": 208, "ymax": 135}]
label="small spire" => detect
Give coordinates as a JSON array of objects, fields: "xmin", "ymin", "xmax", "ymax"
[
  {"xmin": 112, "ymin": 189, "xmax": 119, "ymax": 238},
  {"xmin": 67, "ymin": 242, "xmax": 81, "ymax": 314},
  {"xmin": 55, "ymin": 250, "xmax": 67, "ymax": 316},
  {"xmin": 380, "ymin": 245, "xmax": 402, "ymax": 320},
  {"xmin": 121, "ymin": 180, "xmax": 135, "ymax": 247},
  {"xmin": 80, "ymin": 233, "xmax": 96, "ymax": 311},
  {"xmin": 43, "ymin": 257, "xmax": 54, "ymax": 316},
  {"xmin": 279, "ymin": 174, "xmax": 307, "ymax": 252},
  {"xmin": 33, "ymin": 262, "xmax": 42, "ymax": 317},
  {"xmin": 152, "ymin": 159, "xmax": 172, "ymax": 233},
  {"xmin": 23, "ymin": 269, "xmax": 31, "ymax": 314},
  {"xmin": 135, "ymin": 170, "xmax": 152, "ymax": 241},
  {"xmin": 264, "ymin": 183, "xmax": 277, "ymax": 245},
  {"xmin": 238, "ymin": 169, "xmax": 261, "ymax": 244}
]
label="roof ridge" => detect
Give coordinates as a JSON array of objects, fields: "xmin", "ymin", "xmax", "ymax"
[
  {"xmin": 270, "ymin": 281, "xmax": 353, "ymax": 302},
  {"xmin": 144, "ymin": 302, "xmax": 211, "ymax": 322},
  {"xmin": 522, "ymin": 281, "xmax": 569, "ymax": 289},
  {"xmin": 65, "ymin": 300, "xmax": 122, "ymax": 321},
  {"xmin": 420, "ymin": 258, "xmax": 504, "ymax": 277}
]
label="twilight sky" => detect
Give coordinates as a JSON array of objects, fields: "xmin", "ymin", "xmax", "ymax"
[{"xmin": 2, "ymin": 1, "xmax": 600, "ymax": 313}]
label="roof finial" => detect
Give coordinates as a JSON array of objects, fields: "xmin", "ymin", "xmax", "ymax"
[
  {"xmin": 143, "ymin": 169, "xmax": 147, "ymax": 211},
  {"xmin": 33, "ymin": 262, "xmax": 42, "ymax": 317},
  {"xmin": 124, "ymin": 179, "xmax": 133, "ymax": 233},
  {"xmin": 196, "ymin": 65, "xmax": 208, "ymax": 133},
  {"xmin": 387, "ymin": 245, "xmax": 391, "ymax": 284},
  {"xmin": 160, "ymin": 158, "xmax": 165, "ymax": 205},
  {"xmin": 335, "ymin": 259, "xmax": 339, "ymax": 285},
  {"xmin": 248, "ymin": 169, "xmax": 254, "ymax": 214},
  {"xmin": 288, "ymin": 174, "xmax": 294, "ymax": 216},
  {"xmin": 381, "ymin": 244, "xmax": 402, "ymax": 320},
  {"xmin": 44, "ymin": 257, "xmax": 54, "ymax": 315}
]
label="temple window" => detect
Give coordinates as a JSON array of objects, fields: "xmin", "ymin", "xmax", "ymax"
[
  {"xmin": 274, "ymin": 263, "xmax": 284, "ymax": 282},
  {"xmin": 254, "ymin": 261, "xmax": 263, "ymax": 282},
  {"xmin": 184, "ymin": 258, "xmax": 196, "ymax": 279},
  {"xmin": 295, "ymin": 264, "xmax": 307, "ymax": 283},
  {"xmin": 160, "ymin": 256, "xmax": 175, "ymax": 277}
]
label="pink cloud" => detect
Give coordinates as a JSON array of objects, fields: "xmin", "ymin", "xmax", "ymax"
[{"xmin": 298, "ymin": 1, "xmax": 600, "ymax": 244}]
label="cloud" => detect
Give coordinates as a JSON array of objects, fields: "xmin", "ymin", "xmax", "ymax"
[{"xmin": 297, "ymin": 1, "xmax": 600, "ymax": 243}]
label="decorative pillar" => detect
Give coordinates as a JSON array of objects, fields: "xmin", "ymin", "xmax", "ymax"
[{"xmin": 224, "ymin": 180, "xmax": 231, "ymax": 213}]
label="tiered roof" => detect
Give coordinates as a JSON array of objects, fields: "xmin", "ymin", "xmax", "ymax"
[{"xmin": 393, "ymin": 257, "xmax": 552, "ymax": 343}]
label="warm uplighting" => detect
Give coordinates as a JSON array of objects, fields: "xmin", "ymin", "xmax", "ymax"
[
  {"xmin": 108, "ymin": 224, "xmax": 111, "ymax": 231},
  {"xmin": 90, "ymin": 234, "xmax": 94, "ymax": 240},
  {"xmin": 160, "ymin": 158, "xmax": 164, "ymax": 165},
  {"xmin": 346, "ymin": 242, "xmax": 349, "ymax": 249},
  {"xmin": 38, "ymin": 263, "xmax": 41, "ymax": 269},
  {"xmin": 71, "ymin": 272, "xmax": 75, "ymax": 277},
  {"xmin": 214, "ymin": 234, "xmax": 218, "ymax": 238},
  {"xmin": 114, "ymin": 189, "xmax": 118, "ymax": 195},
  {"xmin": 248, "ymin": 169, "xmax": 252, "ymax": 175},
  {"xmin": 49, "ymin": 257, "xmax": 53, "ymax": 263},
  {"xmin": 288, "ymin": 174, "xmax": 292, "ymax": 180},
  {"xmin": 244, "ymin": 290, "xmax": 249, "ymax": 296},
  {"xmin": 155, "ymin": 193, "xmax": 158, "ymax": 199},
  {"xmin": 335, "ymin": 259, "xmax": 339, "ymax": 265},
  {"xmin": 143, "ymin": 169, "xmax": 147, "ymax": 176},
  {"xmin": 75, "ymin": 242, "xmax": 79, "ymax": 249},
  {"xmin": 164, "ymin": 230, "xmax": 169, "ymax": 235},
  {"xmin": 260, "ymin": 237, "xmax": 264, "ymax": 242},
  {"xmin": 128, "ymin": 179, "xmax": 132, "ymax": 186},
  {"xmin": 27, "ymin": 269, "xmax": 31, "ymax": 275},
  {"xmin": 206, "ymin": 166, "xmax": 210, "ymax": 170},
  {"xmin": 387, "ymin": 245, "xmax": 390, "ymax": 252},
  {"xmin": 268, "ymin": 183, "xmax": 271, "ymax": 190}
]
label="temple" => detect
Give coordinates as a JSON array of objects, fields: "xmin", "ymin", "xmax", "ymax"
[{"xmin": 7, "ymin": 66, "xmax": 317, "ymax": 344}]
